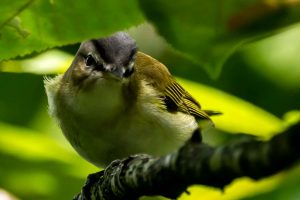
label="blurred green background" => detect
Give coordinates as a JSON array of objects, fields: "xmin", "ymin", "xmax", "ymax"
[{"xmin": 1, "ymin": 0, "xmax": 300, "ymax": 200}]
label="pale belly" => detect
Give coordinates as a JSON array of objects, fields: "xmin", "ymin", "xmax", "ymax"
[
  {"xmin": 49, "ymin": 78, "xmax": 199, "ymax": 167},
  {"xmin": 62, "ymin": 106, "xmax": 198, "ymax": 167}
]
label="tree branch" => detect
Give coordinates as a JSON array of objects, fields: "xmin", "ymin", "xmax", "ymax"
[{"xmin": 74, "ymin": 122, "xmax": 300, "ymax": 200}]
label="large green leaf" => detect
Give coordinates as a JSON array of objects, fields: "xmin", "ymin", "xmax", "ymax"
[
  {"xmin": 139, "ymin": 0, "xmax": 300, "ymax": 77},
  {"xmin": 0, "ymin": 0, "xmax": 32, "ymax": 26},
  {"xmin": 242, "ymin": 24, "xmax": 300, "ymax": 90},
  {"xmin": 0, "ymin": 0, "xmax": 144, "ymax": 61}
]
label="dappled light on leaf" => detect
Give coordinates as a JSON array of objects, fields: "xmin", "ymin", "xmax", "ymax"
[
  {"xmin": 180, "ymin": 175, "xmax": 282, "ymax": 200},
  {"xmin": 0, "ymin": 122, "xmax": 98, "ymax": 199},
  {"xmin": 0, "ymin": 122, "xmax": 76, "ymax": 162},
  {"xmin": 1, "ymin": 50, "xmax": 73, "ymax": 74}
]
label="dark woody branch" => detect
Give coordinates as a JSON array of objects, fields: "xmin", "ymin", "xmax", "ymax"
[{"xmin": 74, "ymin": 122, "xmax": 300, "ymax": 200}]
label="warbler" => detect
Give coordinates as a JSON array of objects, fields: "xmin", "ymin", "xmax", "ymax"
[{"xmin": 45, "ymin": 32, "xmax": 218, "ymax": 166}]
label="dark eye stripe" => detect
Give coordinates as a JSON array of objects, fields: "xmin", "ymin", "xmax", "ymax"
[
  {"xmin": 91, "ymin": 40, "xmax": 112, "ymax": 63},
  {"xmin": 129, "ymin": 47, "xmax": 137, "ymax": 59},
  {"xmin": 123, "ymin": 47, "xmax": 137, "ymax": 66}
]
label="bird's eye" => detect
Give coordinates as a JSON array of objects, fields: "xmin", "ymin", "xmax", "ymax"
[
  {"xmin": 85, "ymin": 54, "xmax": 105, "ymax": 71},
  {"xmin": 85, "ymin": 55, "xmax": 97, "ymax": 67}
]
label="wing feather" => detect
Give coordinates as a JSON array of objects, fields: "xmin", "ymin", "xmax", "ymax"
[
  {"xmin": 134, "ymin": 51, "xmax": 216, "ymax": 121},
  {"xmin": 165, "ymin": 79, "xmax": 211, "ymax": 120}
]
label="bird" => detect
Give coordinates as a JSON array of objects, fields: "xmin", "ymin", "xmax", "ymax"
[{"xmin": 45, "ymin": 32, "xmax": 219, "ymax": 167}]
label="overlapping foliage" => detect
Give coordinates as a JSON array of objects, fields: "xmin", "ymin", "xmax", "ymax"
[{"xmin": 1, "ymin": 1, "xmax": 300, "ymax": 200}]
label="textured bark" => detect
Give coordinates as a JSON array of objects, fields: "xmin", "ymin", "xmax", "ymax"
[{"xmin": 74, "ymin": 123, "xmax": 300, "ymax": 200}]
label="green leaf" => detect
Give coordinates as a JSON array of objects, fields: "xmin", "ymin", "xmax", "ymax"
[
  {"xmin": 0, "ymin": 121, "xmax": 98, "ymax": 200},
  {"xmin": 242, "ymin": 24, "xmax": 300, "ymax": 90},
  {"xmin": 0, "ymin": 0, "xmax": 33, "ymax": 27},
  {"xmin": 177, "ymin": 78, "xmax": 283, "ymax": 138},
  {"xmin": 240, "ymin": 166, "xmax": 300, "ymax": 200},
  {"xmin": 139, "ymin": 0, "xmax": 300, "ymax": 78},
  {"xmin": 0, "ymin": 0, "xmax": 144, "ymax": 61}
]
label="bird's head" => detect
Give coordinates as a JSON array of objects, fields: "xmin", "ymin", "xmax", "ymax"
[{"xmin": 63, "ymin": 32, "xmax": 137, "ymax": 89}]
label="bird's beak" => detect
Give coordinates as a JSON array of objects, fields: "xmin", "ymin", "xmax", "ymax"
[{"xmin": 104, "ymin": 64, "xmax": 125, "ymax": 79}]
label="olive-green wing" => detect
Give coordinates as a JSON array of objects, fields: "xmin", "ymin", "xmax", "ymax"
[
  {"xmin": 134, "ymin": 51, "xmax": 218, "ymax": 120},
  {"xmin": 164, "ymin": 78, "xmax": 211, "ymax": 120}
]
